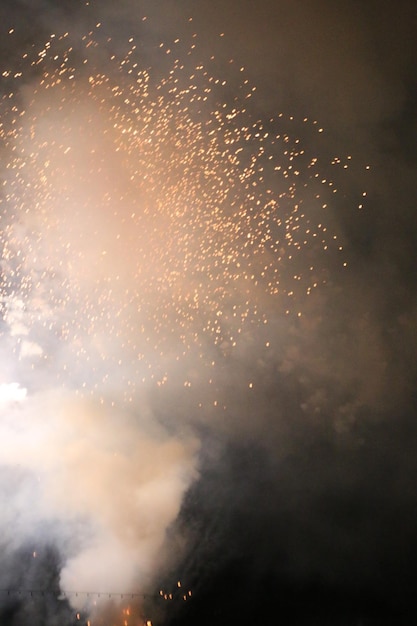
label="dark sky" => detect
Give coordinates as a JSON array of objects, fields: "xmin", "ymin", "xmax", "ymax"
[{"xmin": 0, "ymin": 1, "xmax": 417, "ymax": 625}]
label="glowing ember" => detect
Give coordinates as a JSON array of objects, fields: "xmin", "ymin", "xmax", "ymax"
[{"xmin": 0, "ymin": 11, "xmax": 367, "ymax": 626}]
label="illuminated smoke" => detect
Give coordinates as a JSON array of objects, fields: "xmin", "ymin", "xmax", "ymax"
[{"xmin": 0, "ymin": 11, "xmax": 367, "ymax": 625}]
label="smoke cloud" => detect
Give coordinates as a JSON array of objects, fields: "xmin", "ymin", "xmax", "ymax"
[{"xmin": 1, "ymin": 1, "xmax": 416, "ymax": 625}]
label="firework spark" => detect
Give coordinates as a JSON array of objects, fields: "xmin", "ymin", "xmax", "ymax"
[
  {"xmin": 0, "ymin": 22, "xmax": 358, "ymax": 391},
  {"xmin": 0, "ymin": 12, "xmax": 367, "ymax": 625}
]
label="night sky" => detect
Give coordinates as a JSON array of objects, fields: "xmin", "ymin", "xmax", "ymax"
[{"xmin": 0, "ymin": 1, "xmax": 416, "ymax": 625}]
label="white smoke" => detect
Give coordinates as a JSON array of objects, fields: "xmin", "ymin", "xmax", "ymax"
[
  {"xmin": 0, "ymin": 53, "xmax": 202, "ymax": 620},
  {"xmin": 0, "ymin": 381, "xmax": 199, "ymax": 606}
]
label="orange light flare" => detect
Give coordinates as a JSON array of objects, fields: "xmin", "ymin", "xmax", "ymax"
[{"xmin": 73, "ymin": 599, "xmax": 151, "ymax": 626}]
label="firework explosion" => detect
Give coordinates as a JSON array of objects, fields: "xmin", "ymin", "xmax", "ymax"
[{"xmin": 0, "ymin": 11, "xmax": 367, "ymax": 626}]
